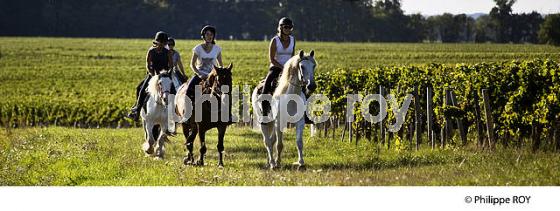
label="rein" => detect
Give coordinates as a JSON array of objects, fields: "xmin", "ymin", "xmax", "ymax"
[{"xmin": 156, "ymin": 74, "xmax": 171, "ymax": 106}]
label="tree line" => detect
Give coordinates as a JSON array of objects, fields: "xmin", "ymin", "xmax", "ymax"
[{"xmin": 0, "ymin": 0, "xmax": 558, "ymax": 44}]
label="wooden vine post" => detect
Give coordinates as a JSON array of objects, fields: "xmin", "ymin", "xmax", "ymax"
[
  {"xmin": 414, "ymin": 85, "xmax": 421, "ymax": 150},
  {"xmin": 427, "ymin": 86, "xmax": 434, "ymax": 149},
  {"xmin": 482, "ymin": 89, "xmax": 496, "ymax": 150},
  {"xmin": 473, "ymin": 93, "xmax": 485, "ymax": 149},
  {"xmin": 449, "ymin": 91, "xmax": 467, "ymax": 146}
]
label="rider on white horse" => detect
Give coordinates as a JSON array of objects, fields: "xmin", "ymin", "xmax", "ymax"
[
  {"xmin": 261, "ymin": 17, "xmax": 314, "ymax": 124},
  {"xmin": 252, "ymin": 50, "xmax": 317, "ymax": 170},
  {"xmin": 261, "ymin": 17, "xmax": 295, "ymax": 118},
  {"xmin": 127, "ymin": 31, "xmax": 174, "ymax": 122}
]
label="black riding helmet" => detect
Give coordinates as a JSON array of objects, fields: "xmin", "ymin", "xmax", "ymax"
[
  {"xmin": 153, "ymin": 31, "xmax": 169, "ymax": 44},
  {"xmin": 200, "ymin": 25, "xmax": 216, "ymax": 44},
  {"xmin": 278, "ymin": 17, "xmax": 293, "ymax": 27},
  {"xmin": 167, "ymin": 37, "xmax": 175, "ymax": 46}
]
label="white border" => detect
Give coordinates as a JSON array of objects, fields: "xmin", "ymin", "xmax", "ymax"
[{"xmin": 1, "ymin": 187, "xmax": 558, "ymax": 211}]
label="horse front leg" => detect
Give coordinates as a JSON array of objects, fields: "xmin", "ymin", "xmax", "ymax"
[
  {"xmin": 273, "ymin": 125, "xmax": 282, "ymax": 169},
  {"xmin": 261, "ymin": 123, "xmax": 276, "ymax": 169},
  {"xmin": 155, "ymin": 135, "xmax": 166, "ymax": 159},
  {"xmin": 217, "ymin": 126, "xmax": 226, "ymax": 167},
  {"xmin": 294, "ymin": 119, "xmax": 305, "ymax": 170},
  {"xmin": 155, "ymin": 124, "xmax": 167, "ymax": 159},
  {"xmin": 182, "ymin": 122, "xmax": 196, "ymax": 165},
  {"xmin": 196, "ymin": 128, "xmax": 207, "ymax": 166},
  {"xmin": 143, "ymin": 121, "xmax": 155, "ymax": 156}
]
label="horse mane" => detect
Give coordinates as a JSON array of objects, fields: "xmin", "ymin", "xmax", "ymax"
[
  {"xmin": 273, "ymin": 54, "xmax": 316, "ymax": 96},
  {"xmin": 147, "ymin": 74, "xmax": 161, "ymax": 99},
  {"xmin": 202, "ymin": 69, "xmax": 219, "ymax": 94},
  {"xmin": 273, "ymin": 56, "xmax": 300, "ymax": 96}
]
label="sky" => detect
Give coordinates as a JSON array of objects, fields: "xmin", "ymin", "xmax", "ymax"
[{"xmin": 400, "ymin": 0, "xmax": 560, "ymax": 15}]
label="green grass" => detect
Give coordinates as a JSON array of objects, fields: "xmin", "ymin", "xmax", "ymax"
[
  {"xmin": 1, "ymin": 127, "xmax": 559, "ymax": 186},
  {"xmin": 2, "ymin": 37, "xmax": 560, "ymax": 99}
]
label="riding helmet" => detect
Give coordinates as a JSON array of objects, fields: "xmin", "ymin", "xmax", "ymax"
[
  {"xmin": 200, "ymin": 25, "xmax": 216, "ymax": 37},
  {"xmin": 153, "ymin": 31, "xmax": 169, "ymax": 44},
  {"xmin": 167, "ymin": 37, "xmax": 175, "ymax": 45},
  {"xmin": 278, "ymin": 17, "xmax": 293, "ymax": 27},
  {"xmin": 200, "ymin": 25, "xmax": 216, "ymax": 44}
]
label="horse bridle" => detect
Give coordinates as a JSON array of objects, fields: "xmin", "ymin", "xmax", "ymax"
[
  {"xmin": 156, "ymin": 73, "xmax": 172, "ymax": 106},
  {"xmin": 210, "ymin": 77, "xmax": 231, "ymax": 98},
  {"xmin": 289, "ymin": 59, "xmax": 309, "ymax": 88}
]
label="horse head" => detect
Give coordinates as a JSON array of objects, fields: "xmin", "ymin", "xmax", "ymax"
[
  {"xmin": 206, "ymin": 63, "xmax": 233, "ymax": 96},
  {"xmin": 297, "ymin": 50, "xmax": 317, "ymax": 94},
  {"xmin": 156, "ymin": 70, "xmax": 173, "ymax": 106}
]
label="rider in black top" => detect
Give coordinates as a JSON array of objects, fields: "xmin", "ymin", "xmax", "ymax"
[{"xmin": 127, "ymin": 31, "xmax": 173, "ymax": 121}]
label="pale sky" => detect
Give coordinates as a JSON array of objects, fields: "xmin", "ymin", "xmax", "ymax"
[{"xmin": 401, "ymin": 0, "xmax": 560, "ymax": 15}]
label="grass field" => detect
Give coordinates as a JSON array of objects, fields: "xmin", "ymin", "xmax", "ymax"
[
  {"xmin": 1, "ymin": 37, "xmax": 560, "ymax": 186},
  {"xmin": 1, "ymin": 127, "xmax": 559, "ymax": 186},
  {"xmin": 1, "ymin": 37, "xmax": 560, "ymax": 107}
]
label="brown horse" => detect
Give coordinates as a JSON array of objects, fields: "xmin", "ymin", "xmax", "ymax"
[{"xmin": 175, "ymin": 64, "xmax": 233, "ymax": 167}]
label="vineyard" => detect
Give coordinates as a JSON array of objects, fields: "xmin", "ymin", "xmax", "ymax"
[{"xmin": 315, "ymin": 59, "xmax": 560, "ymax": 152}]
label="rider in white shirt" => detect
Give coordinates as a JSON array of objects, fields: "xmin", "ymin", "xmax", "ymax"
[
  {"xmin": 187, "ymin": 25, "xmax": 223, "ymax": 97},
  {"xmin": 262, "ymin": 17, "xmax": 296, "ymax": 116}
]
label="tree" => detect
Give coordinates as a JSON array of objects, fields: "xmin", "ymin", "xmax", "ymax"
[
  {"xmin": 371, "ymin": 0, "xmax": 425, "ymax": 42},
  {"xmin": 426, "ymin": 13, "xmax": 474, "ymax": 42},
  {"xmin": 538, "ymin": 14, "xmax": 560, "ymax": 45},
  {"xmin": 511, "ymin": 12, "xmax": 543, "ymax": 43},
  {"xmin": 490, "ymin": 0, "xmax": 516, "ymax": 43},
  {"xmin": 475, "ymin": 15, "xmax": 497, "ymax": 42},
  {"xmin": 405, "ymin": 14, "xmax": 427, "ymax": 42},
  {"xmin": 0, "ymin": 0, "xmax": 547, "ymax": 43}
]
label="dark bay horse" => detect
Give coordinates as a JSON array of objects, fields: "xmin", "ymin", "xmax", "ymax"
[{"xmin": 175, "ymin": 64, "xmax": 233, "ymax": 167}]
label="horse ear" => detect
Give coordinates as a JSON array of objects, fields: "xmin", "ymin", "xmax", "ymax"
[
  {"xmin": 227, "ymin": 63, "xmax": 233, "ymax": 71},
  {"xmin": 298, "ymin": 50, "xmax": 304, "ymax": 58},
  {"xmin": 310, "ymin": 50, "xmax": 314, "ymax": 58}
]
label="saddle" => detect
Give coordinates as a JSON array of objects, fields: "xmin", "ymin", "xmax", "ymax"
[
  {"xmin": 256, "ymin": 74, "xmax": 314, "ymax": 124},
  {"xmin": 255, "ymin": 76, "xmax": 280, "ymax": 96}
]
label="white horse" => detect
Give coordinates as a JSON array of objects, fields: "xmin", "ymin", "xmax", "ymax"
[
  {"xmin": 140, "ymin": 70, "xmax": 173, "ymax": 159},
  {"xmin": 252, "ymin": 50, "xmax": 317, "ymax": 170}
]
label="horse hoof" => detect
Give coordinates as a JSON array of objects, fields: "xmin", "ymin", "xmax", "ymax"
[
  {"xmin": 195, "ymin": 160, "xmax": 204, "ymax": 166},
  {"xmin": 144, "ymin": 148, "xmax": 154, "ymax": 155},
  {"xmin": 143, "ymin": 143, "xmax": 154, "ymax": 155},
  {"xmin": 218, "ymin": 164, "xmax": 224, "ymax": 169},
  {"xmin": 183, "ymin": 156, "xmax": 194, "ymax": 165},
  {"xmin": 155, "ymin": 152, "xmax": 164, "ymax": 159},
  {"xmin": 292, "ymin": 162, "xmax": 306, "ymax": 171}
]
